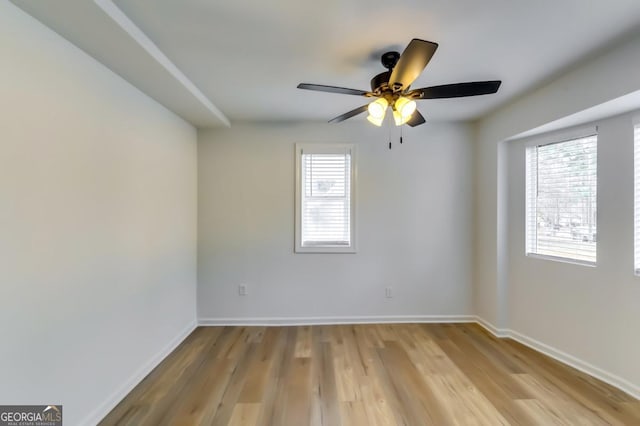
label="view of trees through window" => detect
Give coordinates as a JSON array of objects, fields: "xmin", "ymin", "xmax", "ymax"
[{"xmin": 526, "ymin": 135, "xmax": 597, "ymax": 263}]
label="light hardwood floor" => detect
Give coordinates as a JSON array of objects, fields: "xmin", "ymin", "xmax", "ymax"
[{"xmin": 100, "ymin": 323, "xmax": 640, "ymax": 425}]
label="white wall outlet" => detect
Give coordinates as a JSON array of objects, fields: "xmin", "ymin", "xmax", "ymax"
[
  {"xmin": 238, "ymin": 284, "xmax": 247, "ymax": 296},
  {"xmin": 385, "ymin": 287, "xmax": 393, "ymax": 298}
]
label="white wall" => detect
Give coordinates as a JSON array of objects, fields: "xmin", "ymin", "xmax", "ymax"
[
  {"xmin": 474, "ymin": 31, "xmax": 640, "ymax": 326},
  {"xmin": 474, "ymin": 29, "xmax": 640, "ymax": 395},
  {"xmin": 506, "ymin": 113, "xmax": 640, "ymax": 392},
  {"xmin": 198, "ymin": 121, "xmax": 473, "ymax": 322},
  {"xmin": 0, "ymin": 3, "xmax": 197, "ymax": 425}
]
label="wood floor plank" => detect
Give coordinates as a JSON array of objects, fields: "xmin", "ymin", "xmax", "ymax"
[
  {"xmin": 100, "ymin": 324, "xmax": 640, "ymax": 426},
  {"xmin": 294, "ymin": 325, "xmax": 312, "ymax": 358},
  {"xmin": 312, "ymin": 340, "xmax": 341, "ymax": 426},
  {"xmin": 210, "ymin": 343, "xmax": 262, "ymax": 426},
  {"xmin": 444, "ymin": 324, "xmax": 532, "ymax": 399},
  {"xmin": 512, "ymin": 373, "xmax": 609, "ymax": 425},
  {"xmin": 459, "ymin": 323, "xmax": 526, "ymax": 374},
  {"xmin": 360, "ymin": 374, "xmax": 402, "ymax": 426},
  {"xmin": 353, "ymin": 327, "xmax": 398, "ymax": 426},
  {"xmin": 227, "ymin": 403, "xmax": 261, "ymax": 426},
  {"xmin": 366, "ymin": 342, "xmax": 413, "ymax": 426},
  {"xmin": 255, "ymin": 327, "xmax": 297, "ymax": 426},
  {"xmin": 279, "ymin": 357, "xmax": 312, "ymax": 425},
  {"xmin": 237, "ymin": 327, "xmax": 280, "ymax": 403},
  {"xmin": 422, "ymin": 327, "xmax": 537, "ymax": 425},
  {"xmin": 339, "ymin": 401, "xmax": 370, "ymax": 425},
  {"xmin": 378, "ymin": 341, "xmax": 449, "ymax": 425},
  {"xmin": 425, "ymin": 374, "xmax": 509, "ymax": 425},
  {"xmin": 162, "ymin": 357, "xmax": 235, "ymax": 425},
  {"xmin": 332, "ymin": 326, "xmax": 362, "ymax": 402},
  {"xmin": 514, "ymin": 398, "xmax": 570, "ymax": 425},
  {"xmin": 397, "ymin": 325, "xmax": 458, "ymax": 376},
  {"xmin": 403, "ymin": 326, "xmax": 509, "ymax": 425}
]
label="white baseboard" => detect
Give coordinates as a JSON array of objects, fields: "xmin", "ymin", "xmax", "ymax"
[
  {"xmin": 81, "ymin": 320, "xmax": 197, "ymax": 426},
  {"xmin": 474, "ymin": 316, "xmax": 640, "ymax": 400},
  {"xmin": 474, "ymin": 315, "xmax": 509, "ymax": 337},
  {"xmin": 198, "ymin": 314, "xmax": 475, "ymax": 326}
]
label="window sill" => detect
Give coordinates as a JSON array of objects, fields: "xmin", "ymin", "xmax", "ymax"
[
  {"xmin": 525, "ymin": 253, "xmax": 596, "ymax": 267},
  {"xmin": 295, "ymin": 246, "xmax": 356, "ymax": 254}
]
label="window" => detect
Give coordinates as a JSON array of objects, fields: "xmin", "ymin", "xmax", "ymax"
[
  {"xmin": 525, "ymin": 134, "xmax": 597, "ymax": 264},
  {"xmin": 295, "ymin": 144, "xmax": 355, "ymax": 253},
  {"xmin": 634, "ymin": 123, "xmax": 640, "ymax": 273}
]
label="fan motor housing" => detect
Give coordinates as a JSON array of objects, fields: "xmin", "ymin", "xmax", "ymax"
[
  {"xmin": 370, "ymin": 71, "xmax": 391, "ymax": 92},
  {"xmin": 381, "ymin": 51, "xmax": 400, "ymax": 70}
]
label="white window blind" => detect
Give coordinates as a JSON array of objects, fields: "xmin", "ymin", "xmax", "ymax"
[
  {"xmin": 295, "ymin": 144, "xmax": 355, "ymax": 252},
  {"xmin": 525, "ymin": 135, "xmax": 597, "ymax": 264},
  {"xmin": 634, "ymin": 124, "xmax": 640, "ymax": 273}
]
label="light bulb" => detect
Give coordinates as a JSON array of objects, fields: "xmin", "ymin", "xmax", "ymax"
[
  {"xmin": 395, "ymin": 97, "xmax": 417, "ymax": 118},
  {"xmin": 393, "ymin": 110, "xmax": 411, "ymax": 126},
  {"xmin": 367, "ymin": 98, "xmax": 388, "ymax": 119},
  {"xmin": 367, "ymin": 114, "xmax": 384, "ymax": 127}
]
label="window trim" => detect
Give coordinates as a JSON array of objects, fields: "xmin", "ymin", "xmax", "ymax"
[
  {"xmin": 294, "ymin": 143, "xmax": 357, "ymax": 254},
  {"xmin": 633, "ymin": 118, "xmax": 640, "ymax": 275},
  {"xmin": 523, "ymin": 127, "xmax": 598, "ymax": 266},
  {"xmin": 518, "ymin": 125, "xmax": 597, "ymax": 150}
]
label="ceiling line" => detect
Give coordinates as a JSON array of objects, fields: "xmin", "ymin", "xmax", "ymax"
[{"xmin": 93, "ymin": 0, "xmax": 231, "ymax": 127}]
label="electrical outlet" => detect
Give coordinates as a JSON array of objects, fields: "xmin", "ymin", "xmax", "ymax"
[
  {"xmin": 238, "ymin": 284, "xmax": 247, "ymax": 296},
  {"xmin": 385, "ymin": 287, "xmax": 393, "ymax": 298}
]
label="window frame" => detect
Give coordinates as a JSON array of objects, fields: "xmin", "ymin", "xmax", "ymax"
[
  {"xmin": 633, "ymin": 118, "xmax": 640, "ymax": 275},
  {"xmin": 524, "ymin": 127, "xmax": 598, "ymax": 266},
  {"xmin": 294, "ymin": 143, "xmax": 357, "ymax": 254}
]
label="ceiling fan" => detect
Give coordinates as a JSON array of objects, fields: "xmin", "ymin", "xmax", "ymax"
[{"xmin": 297, "ymin": 38, "xmax": 501, "ymax": 127}]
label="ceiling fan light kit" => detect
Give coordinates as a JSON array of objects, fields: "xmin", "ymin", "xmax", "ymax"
[
  {"xmin": 366, "ymin": 114, "xmax": 384, "ymax": 127},
  {"xmin": 297, "ymin": 38, "xmax": 502, "ymax": 129},
  {"xmin": 367, "ymin": 98, "xmax": 388, "ymax": 119},
  {"xmin": 393, "ymin": 110, "xmax": 410, "ymax": 126},
  {"xmin": 395, "ymin": 96, "xmax": 416, "ymax": 117}
]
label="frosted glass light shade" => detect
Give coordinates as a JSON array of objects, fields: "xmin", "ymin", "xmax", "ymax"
[
  {"xmin": 367, "ymin": 114, "xmax": 384, "ymax": 126},
  {"xmin": 393, "ymin": 110, "xmax": 411, "ymax": 126},
  {"xmin": 367, "ymin": 98, "xmax": 388, "ymax": 119},
  {"xmin": 395, "ymin": 97, "xmax": 417, "ymax": 118}
]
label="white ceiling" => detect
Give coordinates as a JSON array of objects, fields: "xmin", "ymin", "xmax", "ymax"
[{"xmin": 12, "ymin": 0, "xmax": 640, "ymax": 127}]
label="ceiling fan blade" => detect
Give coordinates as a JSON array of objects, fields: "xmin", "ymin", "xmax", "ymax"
[
  {"xmin": 328, "ymin": 105, "xmax": 369, "ymax": 123},
  {"xmin": 388, "ymin": 39, "xmax": 438, "ymax": 92},
  {"xmin": 297, "ymin": 83, "xmax": 371, "ymax": 96},
  {"xmin": 407, "ymin": 110, "xmax": 426, "ymax": 127},
  {"xmin": 409, "ymin": 81, "xmax": 502, "ymax": 99}
]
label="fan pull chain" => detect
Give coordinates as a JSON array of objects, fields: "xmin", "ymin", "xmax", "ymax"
[
  {"xmin": 400, "ymin": 126, "xmax": 403, "ymax": 144},
  {"xmin": 388, "ymin": 116, "xmax": 392, "ymax": 150}
]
